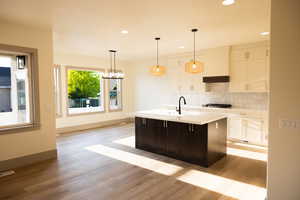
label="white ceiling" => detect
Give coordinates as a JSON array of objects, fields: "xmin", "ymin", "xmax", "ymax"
[{"xmin": 0, "ymin": 0, "xmax": 270, "ymax": 60}]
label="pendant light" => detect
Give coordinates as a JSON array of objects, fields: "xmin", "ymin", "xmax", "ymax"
[
  {"xmin": 185, "ymin": 29, "xmax": 204, "ymax": 74},
  {"xmin": 150, "ymin": 37, "xmax": 166, "ymax": 76},
  {"xmin": 103, "ymin": 50, "xmax": 124, "ymax": 79}
]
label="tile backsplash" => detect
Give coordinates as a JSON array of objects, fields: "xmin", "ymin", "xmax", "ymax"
[{"xmin": 171, "ymin": 83, "xmax": 268, "ymax": 110}]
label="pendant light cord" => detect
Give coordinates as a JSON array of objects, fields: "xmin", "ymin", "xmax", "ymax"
[
  {"xmin": 156, "ymin": 39, "xmax": 159, "ymax": 67},
  {"xmin": 191, "ymin": 28, "xmax": 198, "ymax": 64},
  {"xmin": 110, "ymin": 51, "xmax": 113, "ymax": 73},
  {"xmin": 114, "ymin": 51, "xmax": 116, "ymax": 73}
]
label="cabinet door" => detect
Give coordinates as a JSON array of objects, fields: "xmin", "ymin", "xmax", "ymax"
[
  {"xmin": 184, "ymin": 124, "xmax": 207, "ymax": 164},
  {"xmin": 244, "ymin": 119, "xmax": 264, "ymax": 145},
  {"xmin": 229, "ymin": 50, "xmax": 248, "ymax": 92},
  {"xmin": 150, "ymin": 119, "xmax": 167, "ymax": 154},
  {"xmin": 262, "ymin": 121, "xmax": 268, "ymax": 146},
  {"xmin": 246, "ymin": 46, "xmax": 268, "ymax": 92},
  {"xmin": 135, "ymin": 117, "xmax": 149, "ymax": 149},
  {"xmin": 228, "ymin": 117, "xmax": 244, "ymax": 140},
  {"xmin": 166, "ymin": 121, "xmax": 185, "ymax": 158}
]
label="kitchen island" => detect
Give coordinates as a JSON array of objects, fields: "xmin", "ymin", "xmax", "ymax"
[{"xmin": 135, "ymin": 109, "xmax": 227, "ymax": 167}]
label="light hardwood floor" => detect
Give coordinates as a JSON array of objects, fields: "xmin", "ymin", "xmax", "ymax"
[{"xmin": 0, "ymin": 123, "xmax": 267, "ymax": 200}]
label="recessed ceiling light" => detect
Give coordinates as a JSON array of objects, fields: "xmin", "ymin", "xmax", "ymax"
[
  {"xmin": 222, "ymin": 0, "xmax": 235, "ymax": 6},
  {"xmin": 121, "ymin": 30, "xmax": 128, "ymax": 34},
  {"xmin": 178, "ymin": 46, "xmax": 185, "ymax": 49},
  {"xmin": 260, "ymin": 31, "xmax": 270, "ymax": 36}
]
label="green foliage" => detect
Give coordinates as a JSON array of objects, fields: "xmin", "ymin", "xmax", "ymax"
[{"xmin": 68, "ymin": 70, "xmax": 100, "ymax": 99}]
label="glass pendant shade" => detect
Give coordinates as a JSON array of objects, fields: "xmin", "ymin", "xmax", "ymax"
[
  {"xmin": 185, "ymin": 28, "xmax": 204, "ymax": 74},
  {"xmin": 150, "ymin": 37, "xmax": 166, "ymax": 76},
  {"xmin": 185, "ymin": 60, "xmax": 204, "ymax": 74},
  {"xmin": 103, "ymin": 50, "xmax": 124, "ymax": 79},
  {"xmin": 150, "ymin": 65, "xmax": 166, "ymax": 76},
  {"xmin": 104, "ymin": 70, "xmax": 124, "ymax": 79}
]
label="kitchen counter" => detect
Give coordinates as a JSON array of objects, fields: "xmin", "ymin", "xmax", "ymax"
[
  {"xmin": 163, "ymin": 105, "xmax": 268, "ymax": 120},
  {"xmin": 135, "ymin": 109, "xmax": 227, "ymax": 125},
  {"xmin": 135, "ymin": 110, "xmax": 227, "ymax": 167}
]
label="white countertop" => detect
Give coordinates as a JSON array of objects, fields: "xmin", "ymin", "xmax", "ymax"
[
  {"xmin": 164, "ymin": 105, "xmax": 268, "ymax": 120},
  {"xmin": 135, "ymin": 109, "xmax": 227, "ymax": 125}
]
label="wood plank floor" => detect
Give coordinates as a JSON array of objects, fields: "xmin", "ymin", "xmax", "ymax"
[{"xmin": 0, "ymin": 123, "xmax": 267, "ymax": 200}]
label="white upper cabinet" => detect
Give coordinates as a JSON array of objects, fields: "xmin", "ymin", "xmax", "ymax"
[
  {"xmin": 202, "ymin": 46, "xmax": 230, "ymax": 77},
  {"xmin": 229, "ymin": 41, "xmax": 270, "ymax": 92}
]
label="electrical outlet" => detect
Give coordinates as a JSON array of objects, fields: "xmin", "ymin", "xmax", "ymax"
[{"xmin": 279, "ymin": 119, "xmax": 300, "ymax": 129}]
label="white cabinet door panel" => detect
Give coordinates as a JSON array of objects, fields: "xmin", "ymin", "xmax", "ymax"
[
  {"xmin": 229, "ymin": 61, "xmax": 248, "ymax": 92},
  {"xmin": 228, "ymin": 117, "xmax": 244, "ymax": 140},
  {"xmin": 244, "ymin": 119, "xmax": 264, "ymax": 145}
]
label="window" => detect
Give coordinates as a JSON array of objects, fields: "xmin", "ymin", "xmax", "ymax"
[
  {"xmin": 108, "ymin": 78, "xmax": 122, "ymax": 111},
  {"xmin": 53, "ymin": 64, "xmax": 62, "ymax": 117},
  {"xmin": 0, "ymin": 44, "xmax": 39, "ymax": 132},
  {"xmin": 66, "ymin": 67, "xmax": 105, "ymax": 115}
]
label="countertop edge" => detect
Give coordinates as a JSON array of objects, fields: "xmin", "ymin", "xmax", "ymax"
[{"xmin": 135, "ymin": 113, "xmax": 227, "ymax": 125}]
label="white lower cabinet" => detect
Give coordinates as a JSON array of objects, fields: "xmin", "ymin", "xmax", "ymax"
[
  {"xmin": 228, "ymin": 116, "xmax": 267, "ymax": 146},
  {"xmin": 228, "ymin": 117, "xmax": 243, "ymax": 139}
]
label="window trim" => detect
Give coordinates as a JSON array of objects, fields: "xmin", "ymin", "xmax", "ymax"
[
  {"xmin": 0, "ymin": 43, "xmax": 40, "ymax": 134},
  {"xmin": 65, "ymin": 66, "xmax": 106, "ymax": 116},
  {"xmin": 54, "ymin": 64, "xmax": 62, "ymax": 118},
  {"xmin": 108, "ymin": 70, "xmax": 123, "ymax": 112}
]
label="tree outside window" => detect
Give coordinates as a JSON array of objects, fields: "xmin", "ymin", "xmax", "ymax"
[{"xmin": 67, "ymin": 68, "xmax": 104, "ymax": 115}]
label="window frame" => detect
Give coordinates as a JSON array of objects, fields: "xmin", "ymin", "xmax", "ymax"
[
  {"xmin": 54, "ymin": 64, "xmax": 62, "ymax": 118},
  {"xmin": 107, "ymin": 70, "xmax": 123, "ymax": 112},
  {"xmin": 0, "ymin": 43, "xmax": 40, "ymax": 134},
  {"xmin": 65, "ymin": 66, "xmax": 106, "ymax": 116}
]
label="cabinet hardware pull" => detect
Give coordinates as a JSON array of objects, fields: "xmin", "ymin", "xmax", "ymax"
[{"xmin": 166, "ymin": 121, "xmax": 168, "ymax": 128}]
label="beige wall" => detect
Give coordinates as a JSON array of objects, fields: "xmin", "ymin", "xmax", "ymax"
[
  {"xmin": 54, "ymin": 53, "xmax": 134, "ymax": 128},
  {"xmin": 0, "ymin": 21, "xmax": 56, "ymax": 161},
  {"xmin": 268, "ymin": 0, "xmax": 300, "ymax": 199}
]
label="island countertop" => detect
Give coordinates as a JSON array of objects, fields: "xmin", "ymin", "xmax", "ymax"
[{"xmin": 135, "ymin": 109, "xmax": 227, "ymax": 125}]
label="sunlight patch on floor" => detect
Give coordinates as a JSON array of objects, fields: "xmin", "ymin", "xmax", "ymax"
[
  {"xmin": 177, "ymin": 169, "xmax": 266, "ymax": 200},
  {"xmin": 227, "ymin": 147, "xmax": 267, "ymax": 162},
  {"xmin": 228, "ymin": 141, "xmax": 268, "ymax": 151},
  {"xmin": 113, "ymin": 136, "xmax": 135, "ymax": 147},
  {"xmin": 85, "ymin": 144, "xmax": 182, "ymax": 176}
]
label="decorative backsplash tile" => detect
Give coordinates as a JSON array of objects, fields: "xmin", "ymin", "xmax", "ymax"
[{"xmin": 170, "ymin": 83, "xmax": 268, "ymax": 110}]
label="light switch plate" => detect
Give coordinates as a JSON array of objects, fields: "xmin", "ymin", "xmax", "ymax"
[{"xmin": 279, "ymin": 119, "xmax": 300, "ymax": 129}]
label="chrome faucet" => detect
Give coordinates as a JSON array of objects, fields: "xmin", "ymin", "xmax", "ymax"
[{"xmin": 176, "ymin": 96, "xmax": 186, "ymax": 115}]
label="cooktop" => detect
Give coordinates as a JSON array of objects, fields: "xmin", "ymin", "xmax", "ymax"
[{"xmin": 202, "ymin": 104, "xmax": 232, "ymax": 108}]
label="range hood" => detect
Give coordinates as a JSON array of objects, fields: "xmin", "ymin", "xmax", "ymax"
[{"xmin": 203, "ymin": 76, "xmax": 230, "ymax": 83}]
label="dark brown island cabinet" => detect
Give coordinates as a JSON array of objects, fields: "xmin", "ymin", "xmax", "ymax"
[{"xmin": 135, "ymin": 117, "xmax": 227, "ymax": 167}]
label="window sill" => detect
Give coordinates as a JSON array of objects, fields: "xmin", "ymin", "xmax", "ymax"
[
  {"xmin": 66, "ymin": 110, "xmax": 106, "ymax": 117},
  {"xmin": 0, "ymin": 123, "xmax": 40, "ymax": 135}
]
